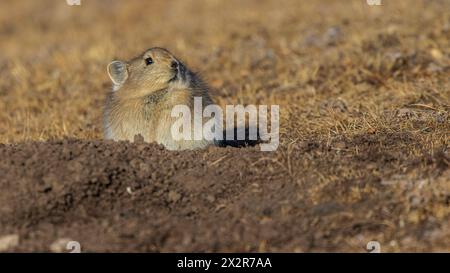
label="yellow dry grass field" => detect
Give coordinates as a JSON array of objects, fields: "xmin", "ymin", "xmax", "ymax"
[
  {"xmin": 0, "ymin": 0, "xmax": 447, "ymax": 144},
  {"xmin": 0, "ymin": 0, "xmax": 449, "ymax": 252}
]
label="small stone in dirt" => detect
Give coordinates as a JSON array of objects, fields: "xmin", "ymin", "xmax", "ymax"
[
  {"xmin": 206, "ymin": 194, "xmax": 216, "ymax": 203},
  {"xmin": 215, "ymin": 204, "xmax": 226, "ymax": 212},
  {"xmin": 50, "ymin": 238, "xmax": 73, "ymax": 253},
  {"xmin": 0, "ymin": 234, "xmax": 19, "ymax": 252},
  {"xmin": 168, "ymin": 191, "xmax": 181, "ymax": 203}
]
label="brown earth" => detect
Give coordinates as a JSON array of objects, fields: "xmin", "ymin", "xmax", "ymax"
[
  {"xmin": 0, "ymin": 135, "xmax": 448, "ymax": 252},
  {"xmin": 0, "ymin": 0, "xmax": 449, "ymax": 252}
]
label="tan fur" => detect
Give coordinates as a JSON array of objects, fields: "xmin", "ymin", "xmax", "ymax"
[{"xmin": 104, "ymin": 47, "xmax": 215, "ymax": 150}]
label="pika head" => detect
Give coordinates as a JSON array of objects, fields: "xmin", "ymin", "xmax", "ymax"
[{"xmin": 107, "ymin": 47, "xmax": 191, "ymax": 97}]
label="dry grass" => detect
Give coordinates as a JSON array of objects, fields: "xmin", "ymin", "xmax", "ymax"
[
  {"xmin": 0, "ymin": 0, "xmax": 449, "ymax": 252},
  {"xmin": 0, "ymin": 0, "xmax": 448, "ymax": 144}
]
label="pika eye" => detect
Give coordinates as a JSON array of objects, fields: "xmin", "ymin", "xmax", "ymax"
[{"xmin": 145, "ymin": 57, "xmax": 153, "ymax": 66}]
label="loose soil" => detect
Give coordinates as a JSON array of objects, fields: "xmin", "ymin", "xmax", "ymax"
[{"xmin": 0, "ymin": 136, "xmax": 448, "ymax": 252}]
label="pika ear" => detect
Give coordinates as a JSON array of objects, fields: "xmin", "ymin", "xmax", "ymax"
[{"xmin": 107, "ymin": 61, "xmax": 128, "ymax": 86}]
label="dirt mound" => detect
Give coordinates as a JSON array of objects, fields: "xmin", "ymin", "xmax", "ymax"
[{"xmin": 0, "ymin": 137, "xmax": 448, "ymax": 252}]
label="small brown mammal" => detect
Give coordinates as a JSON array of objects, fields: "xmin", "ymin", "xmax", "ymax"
[{"xmin": 104, "ymin": 47, "xmax": 215, "ymax": 150}]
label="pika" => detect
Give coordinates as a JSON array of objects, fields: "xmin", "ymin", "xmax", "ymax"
[{"xmin": 104, "ymin": 47, "xmax": 215, "ymax": 150}]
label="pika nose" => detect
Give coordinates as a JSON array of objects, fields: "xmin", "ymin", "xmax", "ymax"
[{"xmin": 171, "ymin": 61, "xmax": 178, "ymax": 70}]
